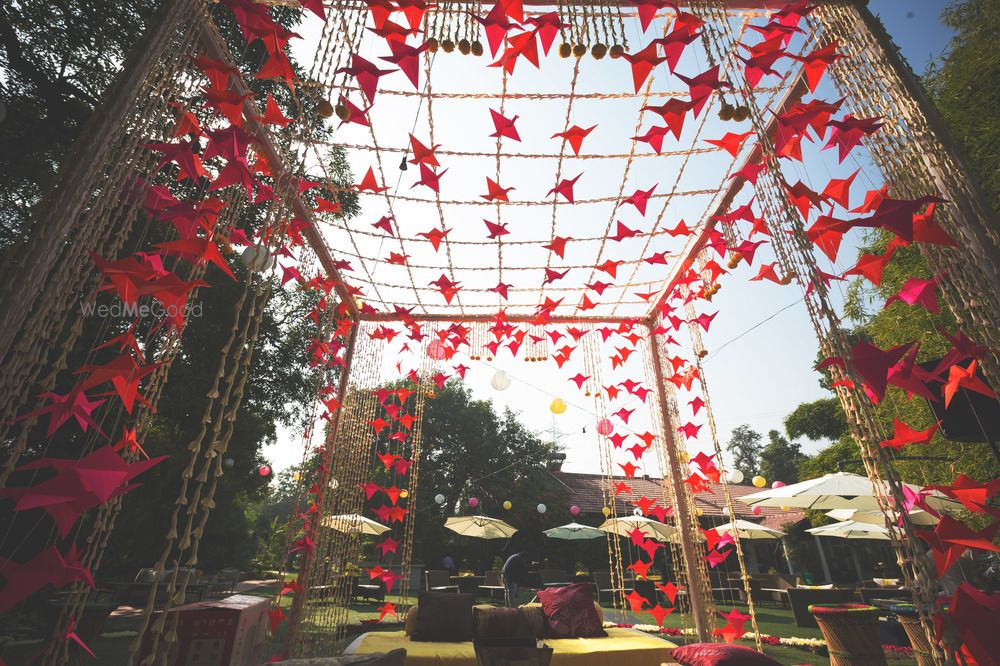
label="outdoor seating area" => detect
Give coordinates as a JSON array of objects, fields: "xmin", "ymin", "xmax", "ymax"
[{"xmin": 3, "ymin": 0, "xmax": 1000, "ymax": 664}]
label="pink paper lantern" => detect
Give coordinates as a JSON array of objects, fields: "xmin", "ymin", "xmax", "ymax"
[
  {"xmin": 569, "ymin": 505, "xmax": 580, "ymax": 516},
  {"xmin": 468, "ymin": 497, "xmax": 479, "ymax": 508},
  {"xmin": 258, "ymin": 465, "xmax": 271, "ymax": 477},
  {"xmin": 426, "ymin": 340, "xmax": 447, "ymax": 360},
  {"xmin": 752, "ymin": 506, "xmax": 762, "ymax": 515},
  {"xmin": 772, "ymin": 480, "xmax": 786, "ymax": 489},
  {"xmin": 596, "ymin": 419, "xmax": 613, "ymax": 436}
]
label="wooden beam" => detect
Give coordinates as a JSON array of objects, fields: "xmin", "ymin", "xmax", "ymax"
[
  {"xmin": 196, "ymin": 27, "xmax": 360, "ymax": 321},
  {"xmin": 644, "ymin": 74, "xmax": 810, "ymax": 322}
]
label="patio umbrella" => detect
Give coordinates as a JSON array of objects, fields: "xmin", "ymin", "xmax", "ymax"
[
  {"xmin": 739, "ymin": 472, "xmax": 962, "ymax": 512},
  {"xmin": 444, "ymin": 515, "xmax": 518, "ymax": 539},
  {"xmin": 825, "ymin": 508, "xmax": 940, "ymax": 526},
  {"xmin": 321, "ymin": 514, "xmax": 390, "ymax": 536},
  {"xmin": 713, "ymin": 519, "xmax": 785, "ymax": 539},
  {"xmin": 543, "ymin": 522, "xmax": 605, "ymax": 540},
  {"xmin": 806, "ymin": 519, "xmax": 896, "ymax": 540},
  {"xmin": 598, "ymin": 515, "xmax": 680, "ymax": 543}
]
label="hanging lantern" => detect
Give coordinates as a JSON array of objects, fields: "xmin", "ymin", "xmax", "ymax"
[
  {"xmin": 240, "ymin": 244, "xmax": 275, "ymax": 272},
  {"xmin": 258, "ymin": 465, "xmax": 271, "ymax": 477},
  {"xmin": 329, "ymin": 478, "xmax": 339, "ymax": 490},
  {"xmin": 695, "ymin": 508, "xmax": 704, "ymax": 516},
  {"xmin": 602, "ymin": 506, "xmax": 611, "ymax": 517},
  {"xmin": 752, "ymin": 475, "xmax": 767, "ymax": 488},
  {"xmin": 722, "ymin": 507, "xmax": 731, "ymax": 516},
  {"xmin": 549, "ymin": 398, "xmax": 567, "ymax": 414},
  {"xmin": 400, "ymin": 489, "xmax": 409, "ymax": 499},
  {"xmin": 772, "ymin": 480, "xmax": 786, "ymax": 489},
  {"xmin": 426, "ymin": 340, "xmax": 447, "ymax": 360},
  {"xmin": 222, "ymin": 457, "xmax": 235, "ymax": 470},
  {"xmin": 503, "ymin": 500, "xmax": 512, "ymax": 510},
  {"xmin": 468, "ymin": 497, "xmax": 479, "ymax": 508},
  {"xmin": 633, "ymin": 507, "xmax": 643, "ymax": 517},
  {"xmin": 596, "ymin": 418, "xmax": 613, "ymax": 436},
  {"xmin": 491, "ymin": 370, "xmax": 512, "ymax": 391},
  {"xmin": 752, "ymin": 505, "xmax": 762, "ymax": 515},
  {"xmin": 726, "ymin": 469, "xmax": 744, "ymax": 484},
  {"xmin": 780, "ymin": 505, "xmax": 790, "ymax": 512},
  {"xmin": 569, "ymin": 505, "xmax": 580, "ymax": 516},
  {"xmin": 536, "ymin": 503, "xmax": 547, "ymax": 514},
  {"xmin": 292, "ymin": 472, "xmax": 301, "ymax": 482},
  {"xmin": 435, "ymin": 493, "xmax": 446, "ymax": 505}
]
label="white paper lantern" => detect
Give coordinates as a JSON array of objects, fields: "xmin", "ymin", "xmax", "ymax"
[
  {"xmin": 536, "ymin": 503, "xmax": 547, "ymax": 514},
  {"xmin": 328, "ymin": 478, "xmax": 339, "ymax": 490},
  {"xmin": 435, "ymin": 493, "xmax": 446, "ymax": 505},
  {"xmin": 491, "ymin": 370, "xmax": 512, "ymax": 391},
  {"xmin": 633, "ymin": 507, "xmax": 643, "ymax": 517},
  {"xmin": 726, "ymin": 469, "xmax": 744, "ymax": 484},
  {"xmin": 240, "ymin": 244, "xmax": 275, "ymax": 271}
]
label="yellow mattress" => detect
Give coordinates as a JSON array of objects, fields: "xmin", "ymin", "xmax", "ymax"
[{"xmin": 345, "ymin": 627, "xmax": 676, "ymax": 666}]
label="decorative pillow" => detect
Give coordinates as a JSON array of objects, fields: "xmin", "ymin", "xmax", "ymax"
[
  {"xmin": 536, "ymin": 583, "xmax": 606, "ymax": 638},
  {"xmin": 473, "ymin": 606, "xmax": 534, "ymax": 639},
  {"xmin": 404, "ymin": 605, "xmax": 419, "ymax": 636},
  {"xmin": 411, "ymin": 592, "xmax": 474, "ymax": 642},
  {"xmin": 797, "ymin": 583, "xmax": 834, "ymax": 590},
  {"xmin": 874, "ymin": 578, "xmax": 901, "ymax": 587},
  {"xmin": 672, "ymin": 643, "xmax": 781, "ymax": 666},
  {"xmin": 518, "ymin": 604, "xmax": 546, "ymax": 639}
]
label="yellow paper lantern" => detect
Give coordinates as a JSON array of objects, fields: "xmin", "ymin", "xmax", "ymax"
[
  {"xmin": 550, "ymin": 398, "xmax": 567, "ymax": 414},
  {"xmin": 696, "ymin": 508, "xmax": 704, "ymax": 516},
  {"xmin": 400, "ymin": 489, "xmax": 409, "ymax": 499},
  {"xmin": 503, "ymin": 500, "xmax": 512, "ymax": 510},
  {"xmin": 292, "ymin": 472, "xmax": 301, "ymax": 482},
  {"xmin": 602, "ymin": 506, "xmax": 611, "ymax": 517},
  {"xmin": 780, "ymin": 506, "xmax": 790, "ymax": 512},
  {"xmin": 752, "ymin": 475, "xmax": 767, "ymax": 488}
]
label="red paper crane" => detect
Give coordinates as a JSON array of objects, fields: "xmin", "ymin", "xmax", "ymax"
[
  {"xmin": 632, "ymin": 126, "xmax": 670, "ymax": 154},
  {"xmin": 641, "ymin": 99, "xmax": 692, "ymax": 139},
  {"xmin": 823, "ymin": 114, "xmax": 885, "ymax": 162},
  {"xmin": 547, "ymin": 174, "xmax": 582, "ymax": 203},
  {"xmin": 925, "ymin": 474, "xmax": 1000, "ymax": 515},
  {"xmin": 849, "ymin": 340, "xmax": 914, "ymax": 401},
  {"xmin": 379, "ymin": 40, "xmax": 429, "ymax": 90},
  {"xmin": 76, "ymin": 353, "xmax": 158, "ymax": 414},
  {"xmin": 484, "ymin": 220, "xmax": 509, "ymax": 239},
  {"xmin": 470, "ymin": 2, "xmax": 515, "ymax": 57},
  {"xmin": 18, "ymin": 384, "xmax": 106, "ymax": 438},
  {"xmin": 790, "ymin": 41, "xmax": 845, "ymax": 93},
  {"xmin": 880, "ymin": 418, "xmax": 940, "ymax": 450},
  {"xmin": 337, "ymin": 94, "xmax": 370, "ymax": 127},
  {"xmin": 624, "ymin": 42, "xmax": 667, "ymax": 93},
  {"xmin": 943, "ymin": 360, "xmax": 997, "ymax": 408},
  {"xmin": 0, "ymin": 546, "xmax": 94, "ymax": 615},
  {"xmin": 619, "ymin": 185, "xmax": 658, "ymax": 216},
  {"xmin": 552, "ymin": 124, "xmax": 596, "ymax": 155},
  {"xmin": 885, "ymin": 275, "xmax": 941, "ymax": 314},
  {"xmin": 411, "ymin": 163, "xmax": 448, "ymax": 193},
  {"xmin": 526, "ymin": 12, "xmax": 563, "ymax": 55},
  {"xmin": 705, "ymin": 131, "xmax": 753, "ymax": 157},
  {"xmin": 144, "ymin": 140, "xmax": 208, "ymax": 183},
  {"xmin": 482, "ymin": 177, "xmax": 515, "ymax": 202},
  {"xmin": 336, "ymin": 54, "xmax": 397, "ymax": 104},
  {"xmin": 407, "ymin": 134, "xmax": 440, "ymax": 167},
  {"xmin": 676, "ymin": 65, "xmax": 731, "ymax": 117},
  {"xmin": 356, "ymin": 167, "xmax": 390, "ymax": 193},
  {"xmin": 489, "ymin": 108, "xmax": 521, "ymax": 141},
  {"xmin": 652, "ymin": 27, "xmax": 700, "ymax": 72}
]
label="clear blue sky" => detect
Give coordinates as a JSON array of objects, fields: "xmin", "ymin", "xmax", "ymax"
[{"xmin": 265, "ymin": 1, "xmax": 958, "ymax": 476}]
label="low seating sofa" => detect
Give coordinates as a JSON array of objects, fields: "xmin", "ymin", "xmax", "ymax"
[{"xmin": 346, "ymin": 595, "xmax": 676, "ymax": 666}]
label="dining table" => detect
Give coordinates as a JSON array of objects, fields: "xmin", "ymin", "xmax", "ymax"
[{"xmin": 450, "ymin": 575, "xmax": 485, "ymax": 595}]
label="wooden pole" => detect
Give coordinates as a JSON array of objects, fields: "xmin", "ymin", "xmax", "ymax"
[{"xmin": 646, "ymin": 322, "xmax": 710, "ymax": 642}]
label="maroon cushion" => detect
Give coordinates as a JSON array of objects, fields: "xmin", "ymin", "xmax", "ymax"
[
  {"xmin": 672, "ymin": 643, "xmax": 781, "ymax": 666},
  {"xmin": 536, "ymin": 583, "xmax": 606, "ymax": 638}
]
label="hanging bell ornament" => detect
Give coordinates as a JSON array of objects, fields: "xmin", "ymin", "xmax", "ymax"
[
  {"xmin": 441, "ymin": 39, "xmax": 455, "ymax": 53},
  {"xmin": 427, "ymin": 37, "xmax": 439, "ymax": 53},
  {"xmin": 458, "ymin": 38, "xmax": 471, "ymax": 55},
  {"xmin": 727, "ymin": 252, "xmax": 743, "ymax": 269},
  {"xmin": 718, "ymin": 100, "xmax": 734, "ymax": 121},
  {"xmin": 591, "ymin": 43, "xmax": 608, "ymax": 60},
  {"xmin": 471, "ymin": 40, "xmax": 484, "ymax": 56},
  {"xmin": 732, "ymin": 105, "xmax": 750, "ymax": 121},
  {"xmin": 573, "ymin": 43, "xmax": 587, "ymax": 57},
  {"xmin": 334, "ymin": 102, "xmax": 349, "ymax": 121},
  {"xmin": 317, "ymin": 99, "xmax": 334, "ymax": 118},
  {"xmin": 609, "ymin": 44, "xmax": 625, "ymax": 59},
  {"xmin": 558, "ymin": 42, "xmax": 572, "ymax": 58},
  {"xmin": 697, "ymin": 348, "xmax": 709, "ymax": 358}
]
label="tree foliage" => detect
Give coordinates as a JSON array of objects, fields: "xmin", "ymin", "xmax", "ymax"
[
  {"xmin": 726, "ymin": 424, "xmax": 763, "ymax": 478},
  {"xmin": 759, "ymin": 430, "xmax": 806, "ymax": 485},
  {"xmin": 785, "ymin": 398, "xmax": 848, "ymax": 442}
]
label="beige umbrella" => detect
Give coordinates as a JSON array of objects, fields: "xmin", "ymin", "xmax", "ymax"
[
  {"xmin": 807, "ymin": 519, "xmax": 896, "ymax": 540},
  {"xmin": 444, "ymin": 515, "xmax": 518, "ymax": 539},
  {"xmin": 825, "ymin": 508, "xmax": 940, "ymax": 526},
  {"xmin": 598, "ymin": 515, "xmax": 680, "ymax": 543},
  {"xmin": 321, "ymin": 514, "xmax": 390, "ymax": 536},
  {"xmin": 739, "ymin": 472, "xmax": 962, "ymax": 513},
  {"xmin": 714, "ymin": 519, "xmax": 785, "ymax": 539}
]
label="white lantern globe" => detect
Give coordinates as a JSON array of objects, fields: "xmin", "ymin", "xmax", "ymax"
[{"xmin": 491, "ymin": 370, "xmax": 512, "ymax": 391}]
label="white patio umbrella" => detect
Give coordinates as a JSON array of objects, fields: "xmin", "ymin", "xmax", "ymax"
[
  {"xmin": 807, "ymin": 519, "xmax": 896, "ymax": 540},
  {"xmin": 598, "ymin": 515, "xmax": 680, "ymax": 543},
  {"xmin": 713, "ymin": 519, "xmax": 786, "ymax": 539},
  {"xmin": 444, "ymin": 515, "xmax": 518, "ymax": 540},
  {"xmin": 543, "ymin": 522, "xmax": 605, "ymax": 540},
  {"xmin": 825, "ymin": 508, "xmax": 940, "ymax": 527},
  {"xmin": 739, "ymin": 472, "xmax": 962, "ymax": 513},
  {"xmin": 321, "ymin": 514, "xmax": 390, "ymax": 536}
]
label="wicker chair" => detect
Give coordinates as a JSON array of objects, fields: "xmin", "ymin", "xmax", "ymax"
[
  {"xmin": 424, "ymin": 569, "xmax": 458, "ymax": 593},
  {"xmin": 892, "ymin": 605, "xmax": 935, "ymax": 666},
  {"xmin": 592, "ymin": 571, "xmax": 629, "ymax": 605},
  {"xmin": 809, "ymin": 603, "xmax": 888, "ymax": 666},
  {"xmin": 478, "ymin": 570, "xmax": 506, "ymax": 603}
]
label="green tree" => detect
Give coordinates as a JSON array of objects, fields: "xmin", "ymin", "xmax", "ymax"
[
  {"xmin": 759, "ymin": 429, "xmax": 807, "ymax": 485},
  {"xmin": 726, "ymin": 424, "xmax": 762, "ymax": 478},
  {"xmin": 784, "ymin": 398, "xmax": 848, "ymax": 442}
]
